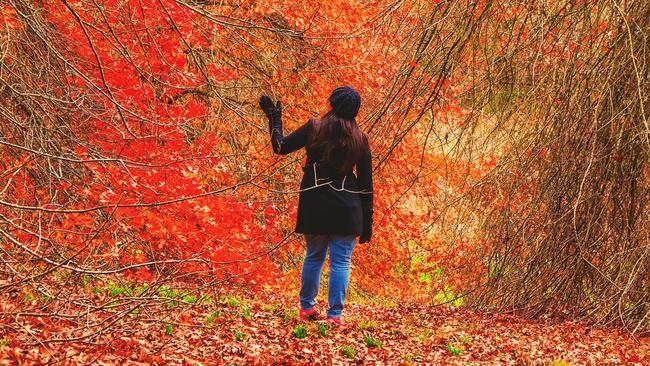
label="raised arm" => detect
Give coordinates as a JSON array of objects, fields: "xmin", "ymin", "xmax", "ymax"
[
  {"xmin": 357, "ymin": 135, "xmax": 373, "ymax": 243},
  {"xmin": 259, "ymin": 95, "xmax": 311, "ymax": 155},
  {"xmin": 270, "ymin": 118, "xmax": 312, "ymax": 155}
]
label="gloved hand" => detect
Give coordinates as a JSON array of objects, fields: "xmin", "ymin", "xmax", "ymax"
[
  {"xmin": 259, "ymin": 95, "xmax": 282, "ymax": 134},
  {"xmin": 359, "ymin": 217, "xmax": 372, "ymax": 244},
  {"xmin": 259, "ymin": 95, "xmax": 282, "ymax": 118}
]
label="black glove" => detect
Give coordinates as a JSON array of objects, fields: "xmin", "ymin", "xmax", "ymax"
[
  {"xmin": 259, "ymin": 95, "xmax": 282, "ymax": 117},
  {"xmin": 359, "ymin": 216, "xmax": 372, "ymax": 244},
  {"xmin": 259, "ymin": 95, "xmax": 282, "ymax": 134}
]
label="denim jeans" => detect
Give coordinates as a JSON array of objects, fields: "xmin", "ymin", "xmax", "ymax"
[{"xmin": 299, "ymin": 234, "xmax": 357, "ymax": 319}]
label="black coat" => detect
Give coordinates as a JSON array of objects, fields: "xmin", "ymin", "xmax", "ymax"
[{"xmin": 269, "ymin": 116, "xmax": 373, "ymax": 236}]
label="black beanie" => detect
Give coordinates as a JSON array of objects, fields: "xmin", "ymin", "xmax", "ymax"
[{"xmin": 329, "ymin": 86, "xmax": 361, "ymax": 120}]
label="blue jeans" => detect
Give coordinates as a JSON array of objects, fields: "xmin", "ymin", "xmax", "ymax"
[{"xmin": 299, "ymin": 234, "xmax": 357, "ymax": 319}]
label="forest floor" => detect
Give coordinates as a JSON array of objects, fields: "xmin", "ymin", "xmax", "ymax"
[{"xmin": 1, "ymin": 285, "xmax": 649, "ymax": 365}]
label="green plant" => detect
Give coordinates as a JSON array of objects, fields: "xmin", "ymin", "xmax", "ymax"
[
  {"xmin": 223, "ymin": 296, "xmax": 239, "ymax": 307},
  {"xmin": 261, "ymin": 304, "xmax": 277, "ymax": 312},
  {"xmin": 364, "ymin": 334, "xmax": 382, "ymax": 348},
  {"xmin": 446, "ymin": 341, "xmax": 463, "ymax": 356},
  {"xmin": 317, "ymin": 323, "xmax": 329, "ymax": 336},
  {"xmin": 107, "ymin": 282, "xmax": 129, "ymax": 297},
  {"xmin": 433, "ymin": 285, "xmax": 465, "ymax": 307},
  {"xmin": 158, "ymin": 286, "xmax": 179, "ymax": 299},
  {"xmin": 418, "ymin": 272, "xmax": 432, "ymax": 283},
  {"xmin": 81, "ymin": 274, "xmax": 94, "ymax": 289},
  {"xmin": 293, "ymin": 324, "xmax": 308, "ymax": 339},
  {"xmin": 402, "ymin": 354, "xmax": 415, "ymax": 362},
  {"xmin": 205, "ymin": 311, "xmax": 220, "ymax": 326},
  {"xmin": 418, "ymin": 329, "xmax": 431, "ymax": 341},
  {"xmin": 356, "ymin": 319, "xmax": 376, "ymax": 331},
  {"xmin": 182, "ymin": 294, "xmax": 198, "ymax": 303},
  {"xmin": 38, "ymin": 292, "xmax": 52, "ymax": 304},
  {"xmin": 22, "ymin": 291, "xmax": 34, "ymax": 303},
  {"xmin": 165, "ymin": 323, "xmax": 173, "ymax": 336},
  {"xmin": 135, "ymin": 284, "xmax": 149, "ymax": 296},
  {"xmin": 198, "ymin": 295, "xmax": 213, "ymax": 304},
  {"xmin": 282, "ymin": 309, "xmax": 298, "ymax": 322},
  {"xmin": 242, "ymin": 307, "xmax": 252, "ymax": 320},
  {"xmin": 234, "ymin": 330, "xmax": 246, "ymax": 342},
  {"xmin": 340, "ymin": 345, "xmax": 356, "ymax": 359}
]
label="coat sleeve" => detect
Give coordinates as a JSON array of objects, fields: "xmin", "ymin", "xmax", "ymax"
[
  {"xmin": 269, "ymin": 113, "xmax": 312, "ymax": 155},
  {"xmin": 356, "ymin": 135, "xmax": 374, "ymax": 228}
]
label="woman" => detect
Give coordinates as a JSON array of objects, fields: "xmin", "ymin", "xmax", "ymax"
[{"xmin": 259, "ymin": 86, "xmax": 373, "ymax": 325}]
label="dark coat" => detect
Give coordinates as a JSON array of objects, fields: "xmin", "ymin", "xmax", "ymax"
[{"xmin": 269, "ymin": 116, "xmax": 373, "ymax": 236}]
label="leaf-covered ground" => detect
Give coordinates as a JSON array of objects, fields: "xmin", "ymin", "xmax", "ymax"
[{"xmin": 1, "ymin": 287, "xmax": 649, "ymax": 365}]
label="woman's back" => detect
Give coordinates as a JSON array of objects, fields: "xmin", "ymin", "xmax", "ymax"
[
  {"xmin": 260, "ymin": 86, "xmax": 373, "ymax": 240},
  {"xmin": 304, "ymin": 120, "xmax": 366, "ymax": 174}
]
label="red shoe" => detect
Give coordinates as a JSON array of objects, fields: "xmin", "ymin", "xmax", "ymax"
[
  {"xmin": 299, "ymin": 307, "xmax": 322, "ymax": 321},
  {"xmin": 326, "ymin": 317, "xmax": 344, "ymax": 326}
]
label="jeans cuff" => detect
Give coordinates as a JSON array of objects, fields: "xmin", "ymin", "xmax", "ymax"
[
  {"xmin": 326, "ymin": 311, "xmax": 342, "ymax": 319},
  {"xmin": 300, "ymin": 300, "xmax": 316, "ymax": 310}
]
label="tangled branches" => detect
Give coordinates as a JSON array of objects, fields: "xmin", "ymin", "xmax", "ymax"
[{"xmin": 450, "ymin": 0, "xmax": 648, "ymax": 332}]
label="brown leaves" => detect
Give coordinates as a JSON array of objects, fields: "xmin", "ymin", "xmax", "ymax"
[{"xmin": 1, "ymin": 286, "xmax": 648, "ymax": 365}]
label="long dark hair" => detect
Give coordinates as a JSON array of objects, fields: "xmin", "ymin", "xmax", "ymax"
[{"xmin": 307, "ymin": 110, "xmax": 366, "ymax": 175}]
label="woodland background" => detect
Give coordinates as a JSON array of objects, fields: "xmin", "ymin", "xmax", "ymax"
[{"xmin": 0, "ymin": 0, "xmax": 649, "ymax": 364}]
